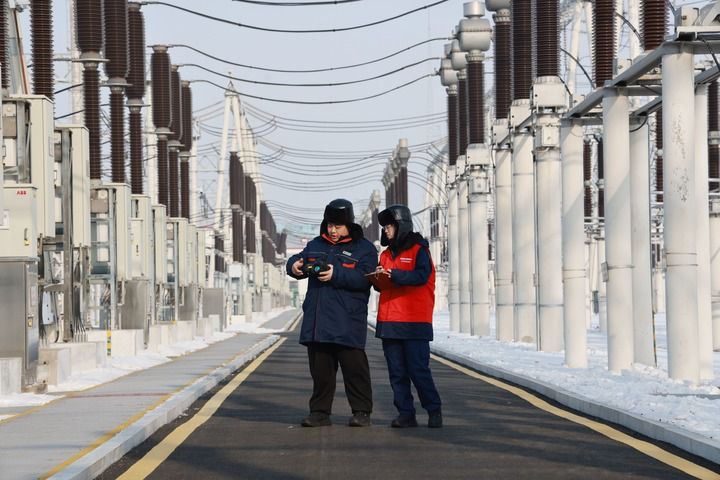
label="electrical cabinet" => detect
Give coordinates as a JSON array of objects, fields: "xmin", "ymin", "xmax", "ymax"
[
  {"xmin": 130, "ymin": 195, "xmax": 153, "ymax": 279},
  {"xmin": 3, "ymin": 96, "xmax": 55, "ymax": 237},
  {"xmin": 196, "ymin": 228, "xmax": 208, "ymax": 288},
  {"xmin": 152, "ymin": 204, "xmax": 167, "ymax": 284},
  {"xmin": 0, "ymin": 185, "xmax": 39, "ymax": 258},
  {"xmin": 91, "ymin": 184, "xmax": 131, "ymax": 281},
  {"xmin": 0, "ymin": 259, "xmax": 39, "ymax": 387},
  {"xmin": 55, "ymin": 125, "xmax": 90, "ymax": 247},
  {"xmin": 176, "ymin": 218, "xmax": 189, "ymax": 287}
]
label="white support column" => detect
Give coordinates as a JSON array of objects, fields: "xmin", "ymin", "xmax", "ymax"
[
  {"xmin": 457, "ymin": 158, "xmax": 472, "ymax": 334},
  {"xmin": 561, "ymin": 119, "xmax": 587, "ymax": 367},
  {"xmin": 145, "ymin": 87, "xmax": 157, "ymax": 204},
  {"xmin": 213, "ymin": 93, "xmax": 233, "ymax": 229},
  {"xmin": 629, "ymin": 118, "xmax": 655, "ymax": 367},
  {"xmin": 512, "ymin": 125, "xmax": 537, "ymax": 344},
  {"xmin": 711, "ymin": 200, "xmax": 720, "ymax": 349},
  {"xmin": 694, "ymin": 84, "xmax": 714, "ymax": 379},
  {"xmin": 602, "ymin": 88, "xmax": 634, "ymax": 372},
  {"xmin": 495, "ymin": 137, "xmax": 514, "ymax": 341},
  {"xmin": 468, "ymin": 146, "xmax": 490, "ymax": 337},
  {"xmin": 598, "ymin": 236, "xmax": 608, "ymax": 332},
  {"xmin": 448, "ymin": 172, "xmax": 460, "ymax": 332},
  {"xmin": 567, "ymin": 1, "xmax": 583, "ymax": 96},
  {"xmin": 535, "ymin": 111, "xmax": 564, "ymax": 352},
  {"xmin": 190, "ymin": 119, "xmax": 199, "ymax": 219},
  {"xmin": 662, "ymin": 47, "xmax": 699, "ymax": 383}
]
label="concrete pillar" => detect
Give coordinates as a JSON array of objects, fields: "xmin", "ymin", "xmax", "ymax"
[
  {"xmin": 512, "ymin": 128, "xmax": 537, "ymax": 343},
  {"xmin": 447, "ymin": 173, "xmax": 460, "ymax": 332},
  {"xmin": 457, "ymin": 159, "xmax": 472, "ymax": 334},
  {"xmin": 561, "ymin": 119, "xmax": 587, "ymax": 367},
  {"xmin": 495, "ymin": 141, "xmax": 514, "ymax": 341},
  {"xmin": 535, "ymin": 112, "xmax": 564, "ymax": 352},
  {"xmin": 602, "ymin": 88, "xmax": 634, "ymax": 372},
  {"xmin": 629, "ymin": 119, "xmax": 655, "ymax": 366},
  {"xmin": 662, "ymin": 47, "xmax": 699, "ymax": 383},
  {"xmin": 694, "ymin": 84, "xmax": 714, "ymax": 379},
  {"xmin": 468, "ymin": 145, "xmax": 491, "ymax": 336}
]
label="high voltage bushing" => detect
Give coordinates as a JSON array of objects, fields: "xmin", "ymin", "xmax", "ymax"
[
  {"xmin": 458, "ymin": 1, "xmax": 491, "ymax": 146},
  {"xmin": 593, "ymin": 0, "xmax": 615, "ymax": 87},
  {"xmin": 31, "ymin": 0, "xmax": 54, "ymax": 100},
  {"xmin": 75, "ymin": 0, "xmax": 103, "ymax": 180},
  {"xmin": 535, "ymin": 0, "xmax": 559, "ymax": 77},
  {"xmin": 104, "ymin": 0, "xmax": 128, "ymax": 80},
  {"xmin": 180, "ymin": 161, "xmax": 189, "ymax": 219},
  {"xmin": 229, "ymin": 152, "xmax": 239, "ymax": 206},
  {"xmin": 583, "ymin": 139, "xmax": 592, "ymax": 220},
  {"xmin": 245, "ymin": 175, "xmax": 256, "ymax": 254},
  {"xmin": 84, "ymin": 68, "xmax": 102, "ymax": 179},
  {"xmin": 127, "ymin": 3, "xmax": 145, "ymax": 194},
  {"xmin": 169, "ymin": 150, "xmax": 179, "ymax": 217},
  {"xmin": 151, "ymin": 45, "xmax": 171, "ymax": 207},
  {"xmin": 181, "ymin": 82, "xmax": 193, "ymax": 150},
  {"xmin": 126, "ymin": 3, "xmax": 145, "ymax": 100},
  {"xmin": 641, "ymin": 0, "xmax": 667, "ymax": 51},
  {"xmin": 709, "ymin": 82, "xmax": 720, "ymax": 192},
  {"xmin": 487, "ymin": 0, "xmax": 511, "ymax": 120},
  {"xmin": 169, "ymin": 66, "xmax": 183, "ymax": 144},
  {"xmin": 110, "ymin": 92, "xmax": 126, "ymax": 183},
  {"xmin": 655, "ymin": 109, "xmax": 664, "ymax": 203},
  {"xmin": 232, "ymin": 210, "xmax": 243, "ymax": 263},
  {"xmin": 511, "ymin": 0, "xmax": 532, "ymax": 100},
  {"xmin": 439, "ymin": 55, "xmax": 459, "ymax": 166},
  {"xmin": 0, "ymin": 0, "xmax": 8, "ymax": 90},
  {"xmin": 597, "ymin": 137, "xmax": 605, "ymax": 219},
  {"xmin": 450, "ymin": 39, "xmax": 469, "ymax": 156},
  {"xmin": 151, "ymin": 46, "xmax": 171, "ymax": 130}
]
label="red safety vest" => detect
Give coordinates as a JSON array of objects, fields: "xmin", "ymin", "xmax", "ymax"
[{"xmin": 377, "ymin": 243, "xmax": 435, "ymax": 323}]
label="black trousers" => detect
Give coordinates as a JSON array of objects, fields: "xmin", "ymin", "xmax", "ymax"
[{"xmin": 306, "ymin": 343, "xmax": 373, "ymax": 415}]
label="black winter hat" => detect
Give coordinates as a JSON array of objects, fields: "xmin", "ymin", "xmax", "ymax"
[
  {"xmin": 323, "ymin": 198, "xmax": 355, "ymax": 225},
  {"xmin": 378, "ymin": 204, "xmax": 413, "ymax": 247}
]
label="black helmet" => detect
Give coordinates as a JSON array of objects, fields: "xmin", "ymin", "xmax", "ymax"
[
  {"xmin": 323, "ymin": 198, "xmax": 354, "ymax": 225},
  {"xmin": 378, "ymin": 204, "xmax": 413, "ymax": 247}
]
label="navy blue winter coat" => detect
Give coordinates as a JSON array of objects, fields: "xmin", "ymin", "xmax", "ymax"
[{"xmin": 286, "ymin": 223, "xmax": 378, "ymax": 349}]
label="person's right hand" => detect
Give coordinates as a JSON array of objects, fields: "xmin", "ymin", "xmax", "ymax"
[{"xmin": 292, "ymin": 258, "xmax": 305, "ymax": 276}]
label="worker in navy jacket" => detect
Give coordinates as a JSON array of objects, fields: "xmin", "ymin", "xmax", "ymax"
[
  {"xmin": 375, "ymin": 204, "xmax": 442, "ymax": 428},
  {"xmin": 286, "ymin": 199, "xmax": 378, "ymax": 428}
]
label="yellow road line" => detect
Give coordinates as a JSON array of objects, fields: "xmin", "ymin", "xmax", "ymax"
[
  {"xmin": 288, "ymin": 312, "xmax": 302, "ymax": 331},
  {"xmin": 39, "ymin": 338, "xmax": 281, "ymax": 479},
  {"xmin": 431, "ymin": 354, "xmax": 720, "ymax": 480},
  {"xmin": 117, "ymin": 337, "xmax": 286, "ymax": 480}
]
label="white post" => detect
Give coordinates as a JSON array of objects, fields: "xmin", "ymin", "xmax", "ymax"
[
  {"xmin": 694, "ymin": 84, "xmax": 714, "ymax": 379},
  {"xmin": 447, "ymin": 172, "xmax": 461, "ymax": 332},
  {"xmin": 662, "ymin": 47, "xmax": 699, "ymax": 383},
  {"xmin": 534, "ymin": 108, "xmax": 564, "ymax": 352},
  {"xmin": 629, "ymin": 118, "xmax": 655, "ymax": 366},
  {"xmin": 626, "ymin": 0, "xmax": 641, "ymax": 60},
  {"xmin": 495, "ymin": 136, "xmax": 514, "ymax": 341},
  {"xmin": 598, "ymin": 237, "xmax": 608, "ymax": 332},
  {"xmin": 213, "ymin": 93, "xmax": 233, "ymax": 229},
  {"xmin": 190, "ymin": 119, "xmax": 199, "ymax": 219},
  {"xmin": 145, "ymin": 86, "xmax": 157, "ymax": 204},
  {"xmin": 567, "ymin": 0, "xmax": 583, "ymax": 96},
  {"xmin": 457, "ymin": 158, "xmax": 472, "ymax": 334},
  {"xmin": 602, "ymin": 88, "xmax": 634, "ymax": 372},
  {"xmin": 561, "ymin": 119, "xmax": 587, "ymax": 367},
  {"xmin": 468, "ymin": 146, "xmax": 490, "ymax": 337},
  {"xmin": 512, "ymin": 124, "xmax": 537, "ymax": 344},
  {"xmin": 711, "ymin": 200, "xmax": 720, "ymax": 349}
]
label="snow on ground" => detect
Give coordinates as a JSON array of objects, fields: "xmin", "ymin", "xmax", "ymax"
[
  {"xmin": 373, "ymin": 310, "xmax": 720, "ymax": 443},
  {"xmin": 0, "ymin": 309, "xmax": 292, "ymax": 413}
]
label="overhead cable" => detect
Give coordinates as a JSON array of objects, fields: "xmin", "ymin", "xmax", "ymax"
[
  {"xmin": 140, "ymin": 0, "xmax": 451, "ymax": 33},
  {"xmin": 168, "ymin": 38, "xmax": 447, "ymax": 73},
  {"xmin": 189, "ymin": 74, "xmax": 435, "ymax": 104}
]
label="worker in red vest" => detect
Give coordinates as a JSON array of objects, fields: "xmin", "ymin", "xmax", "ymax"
[{"xmin": 375, "ymin": 205, "xmax": 442, "ymax": 428}]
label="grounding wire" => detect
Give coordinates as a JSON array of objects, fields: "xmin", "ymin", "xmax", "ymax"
[{"xmin": 140, "ymin": 0, "xmax": 451, "ymax": 34}]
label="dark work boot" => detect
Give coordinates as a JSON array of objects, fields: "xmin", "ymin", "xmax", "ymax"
[
  {"xmin": 348, "ymin": 411, "xmax": 372, "ymax": 427},
  {"xmin": 428, "ymin": 410, "xmax": 442, "ymax": 428},
  {"xmin": 390, "ymin": 415, "xmax": 418, "ymax": 428},
  {"xmin": 301, "ymin": 412, "xmax": 331, "ymax": 427}
]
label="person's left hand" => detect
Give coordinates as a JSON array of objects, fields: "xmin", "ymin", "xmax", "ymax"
[{"xmin": 318, "ymin": 264, "xmax": 334, "ymax": 282}]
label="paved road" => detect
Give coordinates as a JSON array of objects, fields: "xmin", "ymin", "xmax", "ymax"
[{"xmin": 101, "ymin": 326, "xmax": 719, "ymax": 480}]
